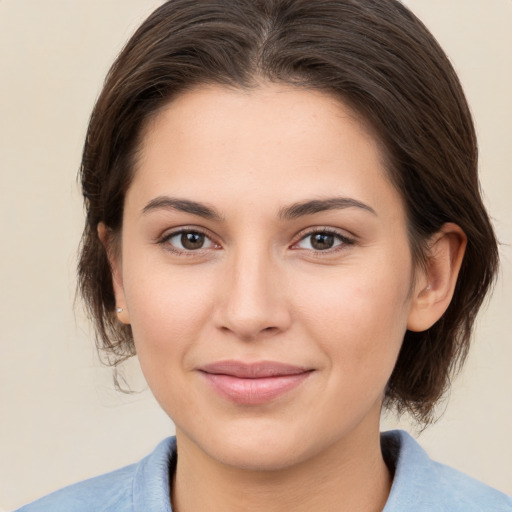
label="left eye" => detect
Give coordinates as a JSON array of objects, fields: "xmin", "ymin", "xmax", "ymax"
[
  {"xmin": 165, "ymin": 230, "xmax": 216, "ymax": 251},
  {"xmin": 295, "ymin": 231, "xmax": 350, "ymax": 251}
]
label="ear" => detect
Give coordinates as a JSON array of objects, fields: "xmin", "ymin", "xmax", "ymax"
[
  {"xmin": 98, "ymin": 223, "xmax": 131, "ymax": 325},
  {"xmin": 407, "ymin": 223, "xmax": 467, "ymax": 332}
]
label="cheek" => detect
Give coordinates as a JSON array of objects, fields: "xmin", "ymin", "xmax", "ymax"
[
  {"xmin": 293, "ymin": 261, "xmax": 412, "ymax": 380},
  {"xmin": 122, "ymin": 262, "xmax": 217, "ymax": 369},
  {"xmin": 123, "ymin": 265, "xmax": 222, "ymax": 421}
]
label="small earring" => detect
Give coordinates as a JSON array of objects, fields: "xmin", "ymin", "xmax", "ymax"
[{"xmin": 116, "ymin": 307, "xmax": 123, "ymax": 314}]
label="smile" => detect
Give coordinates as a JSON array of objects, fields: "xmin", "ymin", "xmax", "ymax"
[{"xmin": 198, "ymin": 361, "xmax": 313, "ymax": 405}]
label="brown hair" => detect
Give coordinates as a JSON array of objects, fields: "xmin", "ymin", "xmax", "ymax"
[{"xmin": 78, "ymin": 0, "xmax": 498, "ymax": 424}]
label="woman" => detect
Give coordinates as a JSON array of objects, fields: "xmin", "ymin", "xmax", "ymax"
[{"xmin": 16, "ymin": 0, "xmax": 511, "ymax": 510}]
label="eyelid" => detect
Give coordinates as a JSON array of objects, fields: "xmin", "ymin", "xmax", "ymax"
[
  {"xmin": 155, "ymin": 225, "xmax": 355, "ymax": 255},
  {"xmin": 290, "ymin": 226, "xmax": 356, "ymax": 251},
  {"xmin": 157, "ymin": 226, "xmax": 221, "ymax": 254}
]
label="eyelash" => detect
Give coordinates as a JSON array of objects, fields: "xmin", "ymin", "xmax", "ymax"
[
  {"xmin": 291, "ymin": 228, "xmax": 355, "ymax": 253},
  {"xmin": 158, "ymin": 227, "xmax": 220, "ymax": 255},
  {"xmin": 157, "ymin": 227, "xmax": 355, "ymax": 255}
]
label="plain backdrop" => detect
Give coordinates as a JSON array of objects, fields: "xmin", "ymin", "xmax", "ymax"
[{"xmin": 0, "ymin": 0, "xmax": 511, "ymax": 509}]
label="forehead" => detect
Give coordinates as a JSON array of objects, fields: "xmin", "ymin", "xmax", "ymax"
[{"xmin": 128, "ymin": 83, "xmax": 403, "ymax": 219}]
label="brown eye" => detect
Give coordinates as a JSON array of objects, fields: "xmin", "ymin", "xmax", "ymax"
[
  {"xmin": 165, "ymin": 230, "xmax": 216, "ymax": 251},
  {"xmin": 310, "ymin": 233, "xmax": 335, "ymax": 250},
  {"xmin": 294, "ymin": 230, "xmax": 353, "ymax": 252},
  {"xmin": 181, "ymin": 232, "xmax": 205, "ymax": 250}
]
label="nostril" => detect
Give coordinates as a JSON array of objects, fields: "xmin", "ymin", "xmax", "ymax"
[{"xmin": 218, "ymin": 324, "xmax": 279, "ymax": 338}]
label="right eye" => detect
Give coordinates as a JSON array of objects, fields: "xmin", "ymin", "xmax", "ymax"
[{"xmin": 162, "ymin": 230, "xmax": 217, "ymax": 252}]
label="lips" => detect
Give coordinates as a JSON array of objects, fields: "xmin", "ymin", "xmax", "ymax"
[{"xmin": 198, "ymin": 361, "xmax": 313, "ymax": 405}]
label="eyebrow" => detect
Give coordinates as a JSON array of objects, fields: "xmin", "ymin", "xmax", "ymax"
[
  {"xmin": 279, "ymin": 197, "xmax": 377, "ymax": 219},
  {"xmin": 142, "ymin": 196, "xmax": 223, "ymax": 221},
  {"xmin": 142, "ymin": 195, "xmax": 376, "ymax": 221}
]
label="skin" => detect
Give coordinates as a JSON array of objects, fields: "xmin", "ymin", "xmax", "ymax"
[{"xmin": 102, "ymin": 84, "xmax": 466, "ymax": 512}]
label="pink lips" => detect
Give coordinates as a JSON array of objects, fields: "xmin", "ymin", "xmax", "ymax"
[{"xmin": 199, "ymin": 361, "xmax": 312, "ymax": 405}]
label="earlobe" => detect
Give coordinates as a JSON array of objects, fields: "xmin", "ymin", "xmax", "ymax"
[
  {"xmin": 407, "ymin": 223, "xmax": 467, "ymax": 332},
  {"xmin": 98, "ymin": 223, "xmax": 131, "ymax": 325}
]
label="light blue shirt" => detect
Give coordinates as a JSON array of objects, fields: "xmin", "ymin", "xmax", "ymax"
[{"xmin": 16, "ymin": 430, "xmax": 512, "ymax": 511}]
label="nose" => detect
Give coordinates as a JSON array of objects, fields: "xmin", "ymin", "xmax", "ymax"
[{"xmin": 213, "ymin": 248, "xmax": 292, "ymax": 340}]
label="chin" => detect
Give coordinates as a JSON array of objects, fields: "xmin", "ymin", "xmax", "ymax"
[
  {"xmin": 180, "ymin": 417, "xmax": 317, "ymax": 472},
  {"xmin": 212, "ymin": 441, "xmax": 307, "ymax": 472}
]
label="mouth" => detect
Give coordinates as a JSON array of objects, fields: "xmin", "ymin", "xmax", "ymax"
[{"xmin": 198, "ymin": 360, "xmax": 313, "ymax": 405}]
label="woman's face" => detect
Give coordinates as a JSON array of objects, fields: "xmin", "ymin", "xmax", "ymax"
[{"xmin": 113, "ymin": 84, "xmax": 421, "ymax": 471}]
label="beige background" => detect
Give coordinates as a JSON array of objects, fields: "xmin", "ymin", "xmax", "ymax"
[{"xmin": 0, "ymin": 0, "xmax": 510, "ymax": 509}]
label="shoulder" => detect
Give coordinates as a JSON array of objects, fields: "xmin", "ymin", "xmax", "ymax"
[
  {"xmin": 15, "ymin": 463, "xmax": 136, "ymax": 512},
  {"xmin": 15, "ymin": 437, "xmax": 176, "ymax": 512},
  {"xmin": 382, "ymin": 430, "xmax": 512, "ymax": 512}
]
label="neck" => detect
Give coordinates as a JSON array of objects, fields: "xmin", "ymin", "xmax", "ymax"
[{"xmin": 172, "ymin": 423, "xmax": 391, "ymax": 512}]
